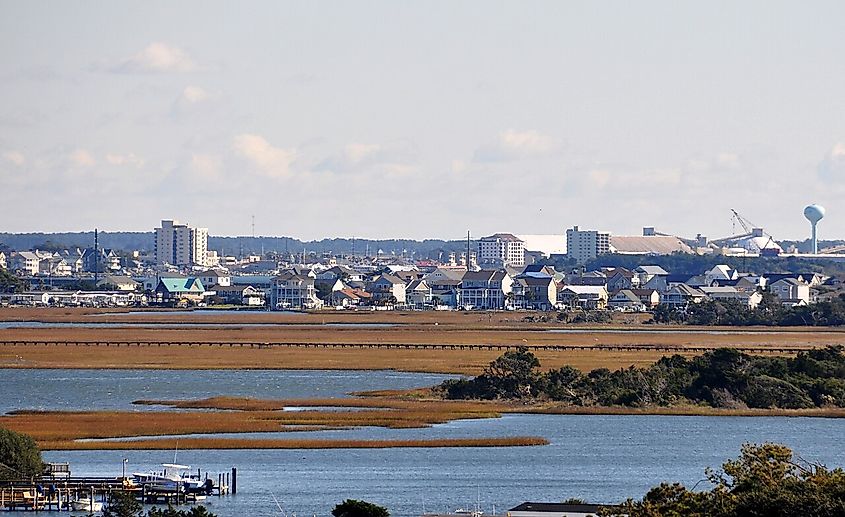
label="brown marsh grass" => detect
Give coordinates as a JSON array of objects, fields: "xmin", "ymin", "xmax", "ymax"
[{"xmin": 47, "ymin": 436, "xmax": 550, "ymax": 451}]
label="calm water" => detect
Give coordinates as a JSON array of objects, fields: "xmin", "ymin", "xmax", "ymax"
[
  {"xmin": 0, "ymin": 369, "xmax": 455, "ymax": 414},
  {"xmin": 5, "ymin": 369, "xmax": 844, "ymax": 516},
  {"xmin": 0, "ymin": 321, "xmax": 398, "ymax": 329}
]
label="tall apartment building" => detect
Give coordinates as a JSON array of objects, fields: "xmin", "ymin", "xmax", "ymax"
[
  {"xmin": 566, "ymin": 226, "xmax": 610, "ymax": 264},
  {"xmin": 477, "ymin": 233, "xmax": 525, "ymax": 268},
  {"xmin": 154, "ymin": 220, "xmax": 209, "ymax": 267}
]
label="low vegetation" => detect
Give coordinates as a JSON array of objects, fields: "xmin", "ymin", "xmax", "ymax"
[
  {"xmin": 601, "ymin": 443, "xmax": 845, "ymax": 516},
  {"xmin": 441, "ymin": 346, "xmax": 845, "ymax": 409},
  {"xmin": 0, "ymin": 396, "xmax": 545, "ymax": 450},
  {"xmin": 654, "ymin": 292, "xmax": 845, "ymax": 326}
]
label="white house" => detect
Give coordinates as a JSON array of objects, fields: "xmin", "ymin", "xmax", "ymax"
[
  {"xmin": 704, "ymin": 265, "xmax": 738, "ymax": 285},
  {"xmin": 700, "ymin": 286, "xmax": 762, "ymax": 309},
  {"xmin": 199, "ymin": 269, "xmax": 231, "ymax": 288},
  {"xmin": 405, "ymin": 279, "xmax": 433, "ymax": 309},
  {"xmin": 608, "ymin": 289, "xmax": 646, "ymax": 311},
  {"xmin": 558, "ymin": 285, "xmax": 608, "ymax": 309},
  {"xmin": 369, "ymin": 274, "xmax": 407, "ymax": 305},
  {"xmin": 268, "ymin": 272, "xmax": 322, "ymax": 310}
]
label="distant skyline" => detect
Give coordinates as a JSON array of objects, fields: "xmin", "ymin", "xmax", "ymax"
[{"xmin": 2, "ymin": 1, "xmax": 845, "ymax": 241}]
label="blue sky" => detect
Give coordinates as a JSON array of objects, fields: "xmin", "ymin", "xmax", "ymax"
[{"xmin": 2, "ymin": 1, "xmax": 845, "ymax": 241}]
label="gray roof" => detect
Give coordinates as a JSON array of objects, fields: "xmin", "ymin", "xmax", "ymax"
[{"xmin": 636, "ymin": 265, "xmax": 669, "ymax": 276}]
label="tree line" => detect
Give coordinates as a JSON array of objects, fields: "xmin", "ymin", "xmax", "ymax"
[
  {"xmin": 653, "ymin": 292, "xmax": 845, "ymax": 326},
  {"xmin": 440, "ymin": 346, "xmax": 845, "ymax": 409}
]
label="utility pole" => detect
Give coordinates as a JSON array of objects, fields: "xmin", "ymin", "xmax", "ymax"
[
  {"xmin": 94, "ymin": 228, "xmax": 99, "ymax": 285},
  {"xmin": 466, "ymin": 230, "xmax": 471, "ymax": 270}
]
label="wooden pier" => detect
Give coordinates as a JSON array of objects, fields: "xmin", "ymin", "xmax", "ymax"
[
  {"xmin": 0, "ymin": 338, "xmax": 820, "ymax": 354},
  {"xmin": 0, "ymin": 467, "xmax": 235, "ymax": 512}
]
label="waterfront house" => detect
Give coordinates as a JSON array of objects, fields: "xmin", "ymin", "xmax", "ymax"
[
  {"xmin": 458, "ymin": 270, "xmax": 513, "ymax": 310},
  {"xmin": 154, "ymin": 277, "xmax": 205, "ymax": 304},
  {"xmin": 608, "ymin": 289, "xmax": 645, "ymax": 311},
  {"xmin": 199, "ymin": 269, "xmax": 231, "ymax": 288},
  {"xmin": 369, "ymin": 274, "xmax": 407, "ymax": 306},
  {"xmin": 606, "ymin": 267, "xmax": 638, "ymax": 292},
  {"xmin": 661, "ymin": 284, "xmax": 706, "ymax": 309},
  {"xmin": 700, "ymin": 286, "xmax": 762, "ymax": 309},
  {"xmin": 405, "ymin": 279, "xmax": 433, "ymax": 309},
  {"xmin": 558, "ymin": 285, "xmax": 608, "ymax": 309},
  {"xmin": 211, "ymin": 284, "xmax": 265, "ymax": 306},
  {"xmin": 511, "ymin": 273, "xmax": 557, "ymax": 310},
  {"xmin": 268, "ymin": 272, "xmax": 322, "ymax": 310}
]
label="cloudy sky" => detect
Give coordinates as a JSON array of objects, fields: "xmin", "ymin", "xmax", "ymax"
[{"xmin": 2, "ymin": 1, "xmax": 845, "ymax": 241}]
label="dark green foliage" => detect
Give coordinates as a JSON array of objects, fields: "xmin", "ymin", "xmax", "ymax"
[
  {"xmin": 104, "ymin": 498, "xmax": 216, "ymax": 517},
  {"xmin": 332, "ymin": 499, "xmax": 390, "ymax": 517},
  {"xmin": 0, "ymin": 268, "xmax": 26, "ymax": 293},
  {"xmin": 441, "ymin": 346, "xmax": 845, "ymax": 410},
  {"xmin": 602, "ymin": 443, "xmax": 845, "ymax": 517},
  {"xmin": 102, "ymin": 491, "xmax": 143, "ymax": 517},
  {"xmin": 147, "ymin": 505, "xmax": 217, "ymax": 517},
  {"xmin": 0, "ymin": 428, "xmax": 43, "ymax": 480}
]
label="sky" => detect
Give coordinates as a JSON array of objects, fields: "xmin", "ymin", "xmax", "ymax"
[{"xmin": 2, "ymin": 1, "xmax": 845, "ymax": 241}]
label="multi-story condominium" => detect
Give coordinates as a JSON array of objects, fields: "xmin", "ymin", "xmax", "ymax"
[
  {"xmin": 565, "ymin": 226, "xmax": 610, "ymax": 264},
  {"xmin": 154, "ymin": 220, "xmax": 208, "ymax": 267},
  {"xmin": 478, "ymin": 233, "xmax": 525, "ymax": 268}
]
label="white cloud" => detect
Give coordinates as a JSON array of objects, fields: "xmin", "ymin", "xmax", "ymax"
[
  {"xmin": 108, "ymin": 42, "xmax": 197, "ymax": 73},
  {"xmin": 105, "ymin": 153, "xmax": 144, "ymax": 168},
  {"xmin": 343, "ymin": 143, "xmax": 382, "ymax": 164},
  {"xmin": 2, "ymin": 150, "xmax": 25, "ymax": 166},
  {"xmin": 181, "ymin": 85, "xmax": 211, "ymax": 103},
  {"xmin": 232, "ymin": 134, "xmax": 296, "ymax": 178},
  {"xmin": 818, "ymin": 143, "xmax": 845, "ymax": 183},
  {"xmin": 716, "ymin": 152, "xmax": 741, "ymax": 169},
  {"xmin": 315, "ymin": 141, "xmax": 417, "ymax": 176},
  {"xmin": 69, "ymin": 149, "xmax": 96, "ymax": 167},
  {"xmin": 473, "ymin": 129, "xmax": 560, "ymax": 163}
]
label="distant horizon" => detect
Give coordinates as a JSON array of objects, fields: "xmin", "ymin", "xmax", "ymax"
[{"xmin": 0, "ymin": 226, "xmax": 837, "ymax": 245}]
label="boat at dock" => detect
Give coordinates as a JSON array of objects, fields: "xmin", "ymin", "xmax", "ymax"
[
  {"xmin": 132, "ymin": 463, "xmax": 206, "ymax": 493},
  {"xmin": 71, "ymin": 496, "xmax": 103, "ymax": 512}
]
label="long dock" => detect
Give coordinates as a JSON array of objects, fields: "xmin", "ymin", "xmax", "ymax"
[
  {"xmin": 0, "ymin": 468, "xmax": 235, "ymax": 512},
  {"xmin": 0, "ymin": 339, "xmax": 820, "ymax": 354}
]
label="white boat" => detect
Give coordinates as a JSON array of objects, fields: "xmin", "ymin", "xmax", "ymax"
[
  {"xmin": 71, "ymin": 497, "xmax": 103, "ymax": 512},
  {"xmin": 454, "ymin": 509, "xmax": 483, "ymax": 517},
  {"xmin": 132, "ymin": 463, "xmax": 205, "ymax": 492}
]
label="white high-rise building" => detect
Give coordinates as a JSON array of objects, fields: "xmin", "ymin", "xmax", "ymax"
[
  {"xmin": 154, "ymin": 220, "xmax": 209, "ymax": 267},
  {"xmin": 566, "ymin": 226, "xmax": 610, "ymax": 264},
  {"xmin": 477, "ymin": 233, "xmax": 525, "ymax": 268}
]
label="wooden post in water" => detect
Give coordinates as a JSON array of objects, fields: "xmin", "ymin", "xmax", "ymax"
[{"xmin": 231, "ymin": 467, "xmax": 237, "ymax": 494}]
